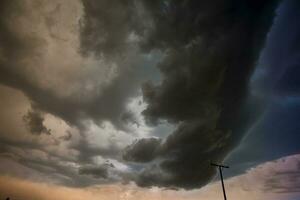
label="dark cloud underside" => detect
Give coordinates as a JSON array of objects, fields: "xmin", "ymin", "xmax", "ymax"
[
  {"xmin": 78, "ymin": 163, "xmax": 115, "ymax": 179},
  {"xmin": 124, "ymin": 0, "xmax": 280, "ymax": 189},
  {"xmin": 0, "ymin": 0, "xmax": 281, "ymax": 190}
]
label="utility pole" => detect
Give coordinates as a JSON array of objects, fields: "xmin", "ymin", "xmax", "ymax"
[{"xmin": 211, "ymin": 162, "xmax": 229, "ymax": 200}]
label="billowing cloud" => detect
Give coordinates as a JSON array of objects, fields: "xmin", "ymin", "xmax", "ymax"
[
  {"xmin": 0, "ymin": 0, "xmax": 154, "ymax": 185},
  {"xmin": 79, "ymin": 163, "xmax": 115, "ymax": 179},
  {"xmin": 0, "ymin": 0, "xmax": 287, "ymax": 191},
  {"xmin": 123, "ymin": 0, "xmax": 280, "ymax": 189},
  {"xmin": 1, "ymin": 154, "xmax": 300, "ymax": 200},
  {"xmin": 79, "ymin": 1, "xmax": 138, "ymax": 56},
  {"xmin": 0, "ymin": 0, "xmax": 153, "ymax": 132},
  {"xmin": 123, "ymin": 138, "xmax": 161, "ymax": 162}
]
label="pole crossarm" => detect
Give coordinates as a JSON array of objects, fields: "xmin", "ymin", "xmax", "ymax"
[{"xmin": 210, "ymin": 162, "xmax": 229, "ymax": 168}]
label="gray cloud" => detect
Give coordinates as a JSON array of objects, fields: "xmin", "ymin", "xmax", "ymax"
[
  {"xmin": 0, "ymin": 140, "xmax": 122, "ymax": 187},
  {"xmin": 0, "ymin": 0, "xmax": 148, "ymax": 132},
  {"xmin": 123, "ymin": 0, "xmax": 280, "ymax": 189},
  {"xmin": 0, "ymin": 0, "xmax": 152, "ymax": 173},
  {"xmin": 59, "ymin": 131, "xmax": 72, "ymax": 141},
  {"xmin": 78, "ymin": 163, "xmax": 115, "ymax": 179},
  {"xmin": 123, "ymin": 138, "xmax": 161, "ymax": 162},
  {"xmin": 0, "ymin": 0, "xmax": 282, "ymax": 190},
  {"xmin": 126, "ymin": 120, "xmax": 230, "ymax": 188},
  {"xmin": 71, "ymin": 136, "xmax": 121, "ymax": 164},
  {"xmin": 23, "ymin": 109, "xmax": 51, "ymax": 135},
  {"xmin": 79, "ymin": 1, "xmax": 137, "ymax": 57}
]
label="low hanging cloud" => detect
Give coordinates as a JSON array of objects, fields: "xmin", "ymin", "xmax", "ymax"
[
  {"xmin": 123, "ymin": 0, "xmax": 280, "ymax": 189},
  {"xmin": 1, "ymin": 154, "xmax": 300, "ymax": 200},
  {"xmin": 0, "ymin": 0, "xmax": 283, "ymax": 190},
  {"xmin": 79, "ymin": 163, "xmax": 115, "ymax": 179},
  {"xmin": 123, "ymin": 138, "xmax": 161, "ymax": 162}
]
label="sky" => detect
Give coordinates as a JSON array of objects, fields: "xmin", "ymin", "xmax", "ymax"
[{"xmin": 0, "ymin": 0, "xmax": 299, "ymax": 199}]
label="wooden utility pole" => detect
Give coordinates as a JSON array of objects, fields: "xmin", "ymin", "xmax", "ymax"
[{"xmin": 211, "ymin": 163, "xmax": 229, "ymax": 200}]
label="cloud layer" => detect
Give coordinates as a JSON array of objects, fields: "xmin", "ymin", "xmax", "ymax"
[
  {"xmin": 1, "ymin": 154, "xmax": 300, "ymax": 200},
  {"xmin": 0, "ymin": 0, "xmax": 282, "ymax": 190},
  {"xmin": 123, "ymin": 0, "xmax": 280, "ymax": 188}
]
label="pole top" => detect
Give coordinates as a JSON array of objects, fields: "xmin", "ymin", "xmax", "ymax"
[{"xmin": 211, "ymin": 162, "xmax": 229, "ymax": 168}]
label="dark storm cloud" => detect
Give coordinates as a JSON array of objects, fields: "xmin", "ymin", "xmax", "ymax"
[
  {"xmin": 123, "ymin": 138, "xmax": 161, "ymax": 162},
  {"xmin": 140, "ymin": 0, "xmax": 279, "ymax": 125},
  {"xmin": 23, "ymin": 109, "xmax": 51, "ymax": 135},
  {"xmin": 225, "ymin": 0, "xmax": 300, "ymax": 178},
  {"xmin": 79, "ymin": 0, "xmax": 138, "ymax": 57},
  {"xmin": 250, "ymin": 0, "xmax": 300, "ymax": 97},
  {"xmin": 123, "ymin": 0, "xmax": 280, "ymax": 189},
  {"xmin": 0, "ymin": 0, "xmax": 282, "ymax": 190},
  {"xmin": 125, "ymin": 120, "xmax": 231, "ymax": 188},
  {"xmin": 78, "ymin": 163, "xmax": 115, "ymax": 179}
]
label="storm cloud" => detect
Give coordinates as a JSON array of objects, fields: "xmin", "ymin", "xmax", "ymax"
[
  {"xmin": 0, "ymin": 0, "xmax": 282, "ymax": 190},
  {"xmin": 123, "ymin": 137, "xmax": 162, "ymax": 162},
  {"xmin": 0, "ymin": 0, "xmax": 151, "ymax": 176},
  {"xmin": 78, "ymin": 163, "xmax": 115, "ymax": 179},
  {"xmin": 123, "ymin": 0, "xmax": 280, "ymax": 189},
  {"xmin": 0, "ymin": 0, "xmax": 147, "ymax": 131}
]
